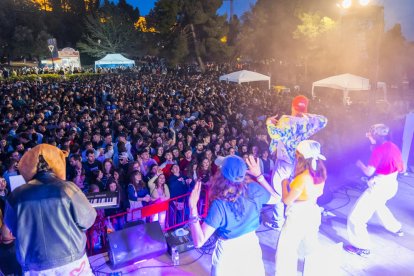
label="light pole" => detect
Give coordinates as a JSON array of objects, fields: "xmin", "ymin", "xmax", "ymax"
[{"xmin": 48, "ymin": 44, "xmax": 55, "ymax": 71}]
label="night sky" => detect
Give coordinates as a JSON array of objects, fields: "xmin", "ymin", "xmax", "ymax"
[{"xmin": 122, "ymin": 0, "xmax": 414, "ymax": 41}]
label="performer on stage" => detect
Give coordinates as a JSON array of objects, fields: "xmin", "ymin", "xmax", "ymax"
[
  {"xmin": 4, "ymin": 144, "xmax": 97, "ymax": 275},
  {"xmin": 188, "ymin": 155, "xmax": 279, "ymax": 276},
  {"xmin": 265, "ymin": 95, "xmax": 328, "ymax": 230},
  {"xmin": 275, "ymin": 140, "xmax": 327, "ymax": 276},
  {"xmin": 344, "ymin": 124, "xmax": 404, "ymax": 257}
]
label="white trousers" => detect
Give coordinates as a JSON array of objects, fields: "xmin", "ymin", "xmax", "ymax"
[
  {"xmin": 275, "ymin": 201, "xmax": 321, "ymax": 276},
  {"xmin": 211, "ymin": 231, "xmax": 265, "ymax": 276},
  {"xmin": 347, "ymin": 172, "xmax": 401, "ymax": 249},
  {"xmin": 271, "ymin": 160, "xmax": 294, "ymax": 225},
  {"xmin": 24, "ymin": 253, "xmax": 94, "ymax": 276}
]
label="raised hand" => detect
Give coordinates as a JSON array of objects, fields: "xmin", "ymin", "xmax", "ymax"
[
  {"xmin": 189, "ymin": 181, "xmax": 202, "ymax": 211},
  {"xmin": 266, "ymin": 115, "xmax": 279, "ymax": 125},
  {"xmin": 245, "ymin": 155, "xmax": 261, "ymax": 177}
]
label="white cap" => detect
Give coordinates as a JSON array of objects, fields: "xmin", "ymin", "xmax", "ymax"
[{"xmin": 296, "ymin": 140, "xmax": 326, "ymax": 170}]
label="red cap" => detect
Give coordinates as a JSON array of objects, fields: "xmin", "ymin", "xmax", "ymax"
[{"xmin": 292, "ymin": 95, "xmax": 309, "ymax": 113}]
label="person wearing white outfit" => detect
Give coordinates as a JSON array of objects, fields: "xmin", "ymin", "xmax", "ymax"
[
  {"xmin": 188, "ymin": 155, "xmax": 279, "ymax": 276},
  {"xmin": 345, "ymin": 124, "xmax": 404, "ymax": 257},
  {"xmin": 275, "ymin": 140, "xmax": 327, "ymax": 276}
]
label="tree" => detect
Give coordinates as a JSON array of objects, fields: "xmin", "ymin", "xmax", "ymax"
[
  {"xmin": 293, "ymin": 12, "xmax": 337, "ymax": 82},
  {"xmin": 77, "ymin": 2, "xmax": 142, "ymax": 58},
  {"xmin": 237, "ymin": 0, "xmax": 300, "ymax": 83},
  {"xmin": 379, "ymin": 24, "xmax": 407, "ymax": 85},
  {"xmin": 0, "ymin": 0, "xmax": 52, "ymax": 61},
  {"xmin": 147, "ymin": 0, "xmax": 232, "ymax": 69}
]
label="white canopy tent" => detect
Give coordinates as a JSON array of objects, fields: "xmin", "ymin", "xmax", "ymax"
[
  {"xmin": 219, "ymin": 70, "xmax": 271, "ymax": 89},
  {"xmin": 312, "ymin": 73, "xmax": 371, "ymax": 105},
  {"xmin": 95, "ymin": 54, "xmax": 135, "ymax": 70}
]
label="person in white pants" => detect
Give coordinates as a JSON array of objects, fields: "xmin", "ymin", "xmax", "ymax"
[
  {"xmin": 345, "ymin": 124, "xmax": 404, "ymax": 257},
  {"xmin": 266, "ymin": 95, "xmax": 328, "ymax": 230},
  {"xmin": 275, "ymin": 140, "xmax": 327, "ymax": 276}
]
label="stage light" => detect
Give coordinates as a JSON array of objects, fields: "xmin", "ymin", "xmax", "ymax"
[
  {"xmin": 341, "ymin": 0, "xmax": 352, "ymax": 9},
  {"xmin": 359, "ymin": 0, "xmax": 370, "ymax": 6}
]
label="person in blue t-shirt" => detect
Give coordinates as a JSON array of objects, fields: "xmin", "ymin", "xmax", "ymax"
[{"xmin": 188, "ymin": 155, "xmax": 278, "ymax": 276}]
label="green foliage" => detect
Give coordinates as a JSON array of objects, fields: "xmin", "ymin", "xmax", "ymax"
[
  {"xmin": 147, "ymin": 0, "xmax": 231, "ymax": 68},
  {"xmin": 77, "ymin": 2, "xmax": 143, "ymax": 58},
  {"xmin": 4, "ymin": 72, "xmax": 100, "ymax": 82}
]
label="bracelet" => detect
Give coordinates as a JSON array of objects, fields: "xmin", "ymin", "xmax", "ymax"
[
  {"xmin": 189, "ymin": 215, "xmax": 201, "ymax": 224},
  {"xmin": 256, "ymin": 174, "xmax": 263, "ymax": 179}
]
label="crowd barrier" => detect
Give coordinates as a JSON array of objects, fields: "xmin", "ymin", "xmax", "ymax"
[{"xmin": 86, "ymin": 188, "xmax": 209, "ymax": 256}]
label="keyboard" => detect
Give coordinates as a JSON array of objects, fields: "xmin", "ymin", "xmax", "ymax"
[{"xmin": 86, "ymin": 191, "xmax": 119, "ymax": 209}]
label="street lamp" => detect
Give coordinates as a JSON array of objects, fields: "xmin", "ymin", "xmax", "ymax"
[{"xmin": 48, "ymin": 44, "xmax": 55, "ymax": 71}]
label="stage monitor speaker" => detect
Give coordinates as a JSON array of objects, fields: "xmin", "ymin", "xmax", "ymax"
[
  {"xmin": 164, "ymin": 226, "xmax": 194, "ymax": 255},
  {"xmin": 107, "ymin": 221, "xmax": 167, "ymax": 268}
]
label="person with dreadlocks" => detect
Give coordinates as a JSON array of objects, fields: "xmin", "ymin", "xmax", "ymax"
[
  {"xmin": 4, "ymin": 144, "xmax": 96, "ymax": 275},
  {"xmin": 188, "ymin": 155, "xmax": 279, "ymax": 276}
]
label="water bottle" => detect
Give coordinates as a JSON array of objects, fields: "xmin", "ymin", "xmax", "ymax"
[{"xmin": 172, "ymin": 246, "xmax": 180, "ymax": 266}]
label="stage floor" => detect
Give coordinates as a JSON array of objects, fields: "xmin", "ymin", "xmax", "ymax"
[{"xmin": 89, "ymin": 172, "xmax": 414, "ymax": 276}]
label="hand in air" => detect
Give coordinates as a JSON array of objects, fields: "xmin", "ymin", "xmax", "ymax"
[
  {"xmin": 266, "ymin": 115, "xmax": 278, "ymax": 125},
  {"xmin": 245, "ymin": 155, "xmax": 261, "ymax": 178},
  {"xmin": 189, "ymin": 181, "xmax": 202, "ymax": 210}
]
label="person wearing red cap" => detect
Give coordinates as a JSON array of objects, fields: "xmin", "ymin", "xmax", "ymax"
[{"xmin": 265, "ymin": 95, "xmax": 328, "ymax": 230}]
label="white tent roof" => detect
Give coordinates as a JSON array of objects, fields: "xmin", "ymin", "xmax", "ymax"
[
  {"xmin": 219, "ymin": 70, "xmax": 270, "ymax": 88},
  {"xmin": 312, "ymin": 73, "xmax": 371, "ymax": 105},
  {"xmin": 95, "ymin": 54, "xmax": 135, "ymax": 69},
  {"xmin": 312, "ymin": 73, "xmax": 370, "ymax": 92}
]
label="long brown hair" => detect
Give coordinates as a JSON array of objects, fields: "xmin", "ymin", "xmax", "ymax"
[
  {"xmin": 209, "ymin": 171, "xmax": 247, "ymax": 221},
  {"xmin": 130, "ymin": 171, "xmax": 145, "ymax": 190},
  {"xmin": 294, "ymin": 153, "xmax": 327, "ymax": 184}
]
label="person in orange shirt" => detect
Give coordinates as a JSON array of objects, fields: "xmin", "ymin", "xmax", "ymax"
[{"xmin": 275, "ymin": 140, "xmax": 327, "ymax": 276}]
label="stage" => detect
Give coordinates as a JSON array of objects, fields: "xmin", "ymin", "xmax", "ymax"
[{"xmin": 89, "ymin": 172, "xmax": 414, "ymax": 275}]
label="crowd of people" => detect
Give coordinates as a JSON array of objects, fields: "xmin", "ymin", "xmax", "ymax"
[{"xmin": 0, "ymin": 56, "xmax": 411, "ymax": 275}]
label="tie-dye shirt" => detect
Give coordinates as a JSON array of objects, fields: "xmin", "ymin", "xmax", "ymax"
[{"xmin": 267, "ymin": 114, "xmax": 328, "ymax": 164}]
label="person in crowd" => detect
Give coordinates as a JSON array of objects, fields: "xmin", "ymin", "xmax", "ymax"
[
  {"xmin": 261, "ymin": 149, "xmax": 274, "ymax": 182},
  {"xmin": 2, "ymin": 159, "xmax": 19, "ymax": 191},
  {"xmin": 168, "ymin": 164, "xmax": 193, "ymax": 225},
  {"xmin": 68, "ymin": 154, "xmax": 87, "ymax": 192},
  {"xmin": 148, "ymin": 168, "xmax": 170, "ymax": 230},
  {"xmin": 188, "ymin": 155, "xmax": 278, "ymax": 276},
  {"xmin": 127, "ymin": 171, "xmax": 151, "ymax": 222},
  {"xmin": 105, "ymin": 177, "xmax": 128, "ymax": 231},
  {"xmin": 159, "ymin": 150, "xmax": 177, "ymax": 178},
  {"xmin": 265, "ymin": 95, "xmax": 328, "ymax": 230},
  {"xmin": 83, "ymin": 149, "xmax": 102, "ymax": 184},
  {"xmin": 0, "ymin": 177, "xmax": 8, "ymax": 204},
  {"xmin": 344, "ymin": 124, "xmax": 404, "ymax": 257},
  {"xmin": 275, "ymin": 140, "xmax": 327, "ymax": 276},
  {"xmin": 153, "ymin": 146, "xmax": 165, "ymax": 165},
  {"xmin": 89, "ymin": 169, "xmax": 104, "ymax": 191},
  {"xmin": 102, "ymin": 158, "xmax": 116, "ymax": 190},
  {"xmin": 139, "ymin": 149, "xmax": 158, "ymax": 177},
  {"xmin": 4, "ymin": 144, "xmax": 96, "ymax": 275},
  {"xmin": 179, "ymin": 147, "xmax": 194, "ymax": 178}
]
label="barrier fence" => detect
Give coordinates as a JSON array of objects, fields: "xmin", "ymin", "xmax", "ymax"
[{"xmin": 86, "ymin": 188, "xmax": 209, "ymax": 256}]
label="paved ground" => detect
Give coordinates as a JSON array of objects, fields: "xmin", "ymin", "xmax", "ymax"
[{"xmin": 89, "ymin": 172, "xmax": 414, "ymax": 276}]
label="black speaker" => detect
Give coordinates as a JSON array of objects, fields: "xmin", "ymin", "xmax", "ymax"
[
  {"xmin": 164, "ymin": 226, "xmax": 194, "ymax": 255},
  {"xmin": 107, "ymin": 221, "xmax": 167, "ymax": 268}
]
